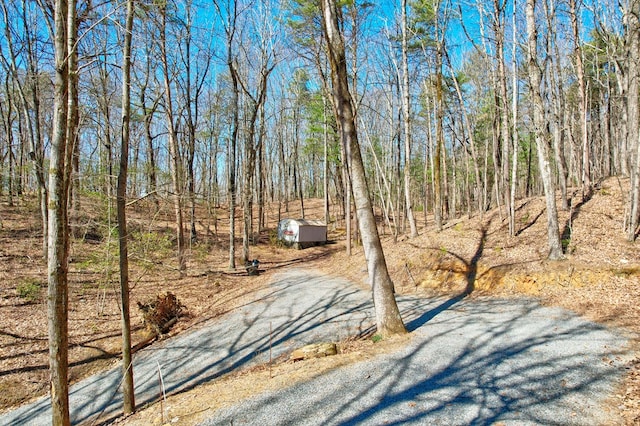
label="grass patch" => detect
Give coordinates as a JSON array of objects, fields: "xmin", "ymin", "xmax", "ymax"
[{"xmin": 16, "ymin": 278, "xmax": 42, "ymax": 303}]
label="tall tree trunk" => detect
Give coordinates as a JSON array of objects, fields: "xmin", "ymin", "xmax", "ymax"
[
  {"xmin": 242, "ymin": 121, "xmax": 256, "ymax": 264},
  {"xmin": 99, "ymin": 57, "xmax": 113, "ymax": 201},
  {"xmin": 277, "ymin": 116, "xmax": 287, "ymax": 219},
  {"xmin": 614, "ymin": 62, "xmax": 630, "ymax": 177},
  {"xmin": 65, "ymin": 0, "xmax": 78, "ymax": 225},
  {"xmin": 526, "ymin": 0, "xmax": 563, "ymax": 259},
  {"xmin": 342, "ymin": 130, "xmax": 352, "ymax": 255},
  {"xmin": 542, "ymin": 0, "xmax": 569, "ymax": 210},
  {"xmin": 401, "ymin": 0, "xmax": 418, "ymax": 237},
  {"xmin": 603, "ymin": 85, "xmax": 612, "ymax": 177},
  {"xmin": 258, "ymin": 104, "xmax": 266, "ymax": 232},
  {"xmin": 185, "ymin": 28, "xmax": 198, "ymax": 245},
  {"xmin": 321, "ymin": 0, "xmax": 406, "ymax": 337},
  {"xmin": 0, "ymin": 80, "xmax": 13, "ymax": 203},
  {"xmin": 323, "ymin": 95, "xmax": 330, "ymax": 226},
  {"xmin": 140, "ymin": 44, "xmax": 159, "ymax": 209},
  {"xmin": 448, "ymin": 55, "xmax": 482, "ymax": 215},
  {"xmin": 217, "ymin": 0, "xmax": 240, "ymax": 269},
  {"xmin": 493, "ymin": 0, "xmax": 513, "ymax": 235},
  {"xmin": 510, "ymin": 0, "xmax": 520, "ymax": 231},
  {"xmin": 240, "ymin": 64, "xmax": 272, "ymax": 264},
  {"xmin": 48, "ymin": 0, "xmax": 74, "ymax": 422},
  {"xmin": 626, "ymin": 0, "xmax": 640, "ymax": 240},
  {"xmin": 423, "ymin": 93, "xmax": 434, "ymax": 225},
  {"xmin": 434, "ymin": 35, "xmax": 444, "ymax": 231},
  {"xmin": 117, "ymin": 0, "xmax": 135, "ymax": 412},
  {"xmin": 159, "ymin": 4, "xmax": 186, "ymax": 274},
  {"xmin": 569, "ymin": 0, "xmax": 591, "ymax": 199},
  {"xmin": 228, "ymin": 88, "xmax": 238, "ymax": 270}
]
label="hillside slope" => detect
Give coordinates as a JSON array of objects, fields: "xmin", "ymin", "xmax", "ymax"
[
  {"xmin": 322, "ymin": 177, "xmax": 640, "ymax": 424},
  {"xmin": 0, "ymin": 177, "xmax": 638, "ymax": 424}
]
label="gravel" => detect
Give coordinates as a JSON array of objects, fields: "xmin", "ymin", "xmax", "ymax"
[{"xmin": 0, "ymin": 268, "xmax": 631, "ymax": 425}]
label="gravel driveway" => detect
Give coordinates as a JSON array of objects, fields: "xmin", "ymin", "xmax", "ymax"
[{"xmin": 0, "ymin": 268, "xmax": 631, "ymax": 425}]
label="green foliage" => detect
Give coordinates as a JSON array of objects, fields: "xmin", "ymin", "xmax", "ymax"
[
  {"xmin": 301, "ymin": 91, "xmax": 340, "ymax": 161},
  {"xmin": 130, "ymin": 230, "xmax": 174, "ymax": 263},
  {"xmin": 371, "ymin": 334, "xmax": 383, "ymax": 343},
  {"xmin": 76, "ymin": 227, "xmax": 174, "ymax": 280},
  {"xmin": 560, "ymin": 237, "xmax": 576, "ymax": 254},
  {"xmin": 74, "ymin": 227, "xmax": 119, "ymax": 280},
  {"xmin": 190, "ymin": 241, "xmax": 212, "ymax": 263},
  {"xmin": 407, "ymin": 0, "xmax": 437, "ymax": 50},
  {"xmin": 284, "ymin": 0, "xmax": 323, "ymax": 48},
  {"xmin": 75, "ymin": 257, "xmax": 98, "ymax": 272},
  {"xmin": 16, "ymin": 278, "xmax": 42, "ymax": 303},
  {"xmin": 268, "ymin": 229, "xmax": 280, "ymax": 246}
]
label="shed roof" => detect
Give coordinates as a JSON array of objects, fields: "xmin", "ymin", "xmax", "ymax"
[{"xmin": 280, "ymin": 219, "xmax": 326, "ymax": 227}]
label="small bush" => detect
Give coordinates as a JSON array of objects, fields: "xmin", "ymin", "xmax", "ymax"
[
  {"xmin": 16, "ymin": 279, "xmax": 42, "ymax": 303},
  {"xmin": 191, "ymin": 240, "xmax": 214, "ymax": 262},
  {"xmin": 130, "ymin": 230, "xmax": 173, "ymax": 262},
  {"xmin": 268, "ymin": 229, "xmax": 279, "ymax": 245}
]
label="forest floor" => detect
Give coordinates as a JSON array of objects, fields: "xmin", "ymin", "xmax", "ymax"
[{"xmin": 0, "ymin": 177, "xmax": 638, "ymax": 425}]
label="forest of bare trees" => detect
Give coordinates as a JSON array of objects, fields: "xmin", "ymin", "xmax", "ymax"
[
  {"xmin": 3, "ymin": 0, "xmax": 639, "ymax": 254},
  {"xmin": 2, "ymin": 0, "xmax": 640, "ymax": 422}
]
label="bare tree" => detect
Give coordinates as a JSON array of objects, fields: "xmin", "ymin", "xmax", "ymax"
[
  {"xmin": 433, "ymin": 15, "xmax": 445, "ymax": 231},
  {"xmin": 47, "ymin": 0, "xmax": 78, "ymax": 421},
  {"xmin": 116, "ymin": 0, "xmax": 135, "ymax": 412},
  {"xmin": 137, "ymin": 38, "xmax": 161, "ymax": 208},
  {"xmin": 214, "ymin": 0, "xmax": 240, "ymax": 269},
  {"xmin": 177, "ymin": 0, "xmax": 212, "ymax": 244},
  {"xmin": 446, "ymin": 51, "xmax": 482, "ymax": 217},
  {"xmin": 542, "ymin": 0, "xmax": 569, "ymax": 210},
  {"xmin": 0, "ymin": 0, "xmax": 49, "ymax": 256},
  {"xmin": 235, "ymin": 2, "xmax": 278, "ymax": 264},
  {"xmin": 401, "ymin": 0, "xmax": 418, "ymax": 237},
  {"xmin": 626, "ymin": 0, "xmax": 640, "ymax": 240},
  {"xmin": 492, "ymin": 0, "xmax": 513, "ymax": 235},
  {"xmin": 510, "ymin": 0, "xmax": 521, "ymax": 229},
  {"xmin": 158, "ymin": 2, "xmax": 186, "ymax": 274},
  {"xmin": 321, "ymin": 0, "xmax": 406, "ymax": 337},
  {"xmin": 526, "ymin": 0, "xmax": 563, "ymax": 259},
  {"xmin": 569, "ymin": 0, "xmax": 591, "ymax": 199},
  {"xmin": 0, "ymin": 74, "xmax": 15, "ymax": 204}
]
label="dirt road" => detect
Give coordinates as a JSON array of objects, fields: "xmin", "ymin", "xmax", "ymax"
[{"xmin": 0, "ymin": 269, "xmax": 631, "ymax": 425}]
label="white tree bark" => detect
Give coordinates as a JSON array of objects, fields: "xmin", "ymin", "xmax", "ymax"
[{"xmin": 526, "ymin": 0, "xmax": 564, "ymax": 259}]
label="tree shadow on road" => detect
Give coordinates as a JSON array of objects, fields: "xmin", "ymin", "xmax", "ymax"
[
  {"xmin": 204, "ymin": 296, "xmax": 629, "ymax": 426},
  {"xmin": 79, "ymin": 270, "xmax": 376, "ymax": 425},
  {"xmin": 3, "ymin": 231, "xmax": 628, "ymax": 426}
]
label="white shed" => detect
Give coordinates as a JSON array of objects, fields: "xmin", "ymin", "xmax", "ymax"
[{"xmin": 277, "ymin": 219, "xmax": 327, "ymax": 249}]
